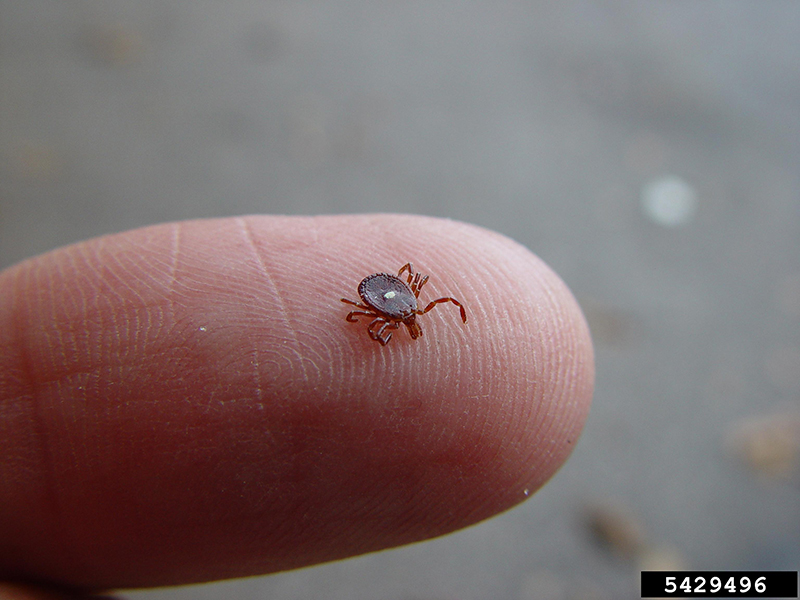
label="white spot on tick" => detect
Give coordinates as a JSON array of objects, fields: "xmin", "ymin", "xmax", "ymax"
[{"xmin": 384, "ymin": 291, "xmax": 396, "ymax": 299}]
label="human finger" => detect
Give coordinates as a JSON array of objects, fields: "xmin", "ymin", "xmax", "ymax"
[{"xmin": 0, "ymin": 214, "xmax": 593, "ymax": 590}]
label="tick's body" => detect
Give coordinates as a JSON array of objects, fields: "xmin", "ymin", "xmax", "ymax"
[{"xmin": 341, "ymin": 263, "xmax": 467, "ymax": 345}]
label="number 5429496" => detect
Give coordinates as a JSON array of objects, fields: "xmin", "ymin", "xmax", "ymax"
[{"xmin": 665, "ymin": 575, "xmax": 766, "ymax": 595}]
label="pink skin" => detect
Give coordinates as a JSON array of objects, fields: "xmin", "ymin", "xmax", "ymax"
[{"xmin": 0, "ymin": 215, "xmax": 594, "ymax": 594}]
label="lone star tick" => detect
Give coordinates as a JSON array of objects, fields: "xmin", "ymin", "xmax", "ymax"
[{"xmin": 341, "ymin": 262, "xmax": 468, "ymax": 345}]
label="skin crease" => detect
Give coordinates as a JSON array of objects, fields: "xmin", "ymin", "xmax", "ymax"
[{"xmin": 0, "ymin": 214, "xmax": 594, "ymax": 595}]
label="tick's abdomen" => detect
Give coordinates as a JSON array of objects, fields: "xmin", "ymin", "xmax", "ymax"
[{"xmin": 358, "ymin": 273, "xmax": 417, "ymax": 319}]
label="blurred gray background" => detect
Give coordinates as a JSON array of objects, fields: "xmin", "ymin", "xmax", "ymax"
[{"xmin": 2, "ymin": 1, "xmax": 799, "ymax": 599}]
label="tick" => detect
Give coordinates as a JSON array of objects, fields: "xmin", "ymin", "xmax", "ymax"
[{"xmin": 341, "ymin": 262, "xmax": 468, "ymax": 345}]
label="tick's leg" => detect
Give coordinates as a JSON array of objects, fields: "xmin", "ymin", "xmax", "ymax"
[
  {"xmin": 341, "ymin": 297, "xmax": 372, "ymax": 310},
  {"xmin": 367, "ymin": 318, "xmax": 387, "ymax": 342},
  {"xmin": 342, "ymin": 296, "xmax": 375, "ymax": 321},
  {"xmin": 345, "ymin": 310, "xmax": 376, "ymax": 322},
  {"xmin": 421, "ymin": 297, "xmax": 468, "ymax": 323},
  {"xmin": 371, "ymin": 319, "xmax": 401, "ymax": 345},
  {"xmin": 398, "ymin": 262, "xmax": 414, "ymax": 283},
  {"xmin": 413, "ymin": 274, "xmax": 430, "ymax": 297},
  {"xmin": 366, "ymin": 317, "xmax": 390, "ymax": 344}
]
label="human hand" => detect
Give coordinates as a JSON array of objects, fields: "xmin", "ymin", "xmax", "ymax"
[{"xmin": 0, "ymin": 215, "xmax": 594, "ymax": 598}]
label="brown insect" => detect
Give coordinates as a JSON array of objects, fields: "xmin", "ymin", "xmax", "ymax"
[{"xmin": 341, "ymin": 262, "xmax": 468, "ymax": 345}]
